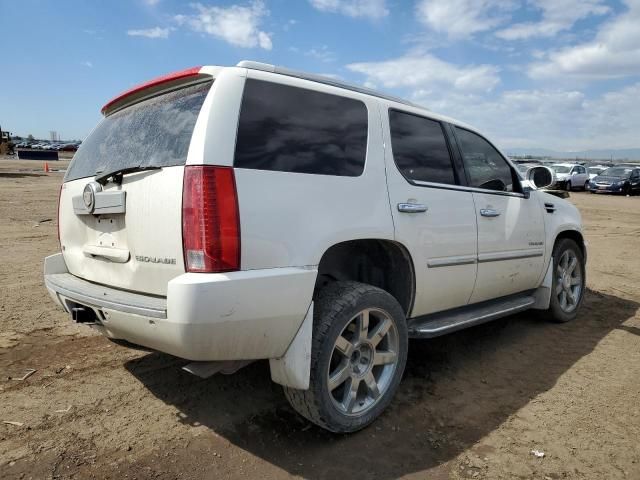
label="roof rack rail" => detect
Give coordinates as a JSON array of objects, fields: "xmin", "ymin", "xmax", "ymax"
[{"xmin": 236, "ymin": 60, "xmax": 424, "ymax": 110}]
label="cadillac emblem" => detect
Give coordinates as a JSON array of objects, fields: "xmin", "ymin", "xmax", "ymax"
[{"xmin": 83, "ymin": 182, "xmax": 102, "ymax": 213}]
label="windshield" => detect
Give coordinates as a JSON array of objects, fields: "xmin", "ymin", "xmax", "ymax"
[
  {"xmin": 552, "ymin": 165, "xmax": 572, "ymax": 173},
  {"xmin": 589, "ymin": 167, "xmax": 604, "ymax": 174},
  {"xmin": 65, "ymin": 82, "xmax": 211, "ymax": 182},
  {"xmin": 601, "ymin": 167, "xmax": 632, "ymax": 177}
]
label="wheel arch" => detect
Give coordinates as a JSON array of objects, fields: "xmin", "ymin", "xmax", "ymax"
[
  {"xmin": 554, "ymin": 229, "xmax": 586, "ymax": 261},
  {"xmin": 314, "ymin": 239, "xmax": 416, "ymax": 317}
]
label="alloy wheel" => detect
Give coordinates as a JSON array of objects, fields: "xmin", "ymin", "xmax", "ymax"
[
  {"xmin": 556, "ymin": 249, "xmax": 582, "ymax": 313},
  {"xmin": 327, "ymin": 308, "xmax": 399, "ymax": 416}
]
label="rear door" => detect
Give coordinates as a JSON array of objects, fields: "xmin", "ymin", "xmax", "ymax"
[
  {"xmin": 59, "ymin": 80, "xmax": 212, "ymax": 296},
  {"xmin": 451, "ymin": 126, "xmax": 546, "ymax": 304},
  {"xmin": 382, "ymin": 108, "xmax": 478, "ymax": 316}
]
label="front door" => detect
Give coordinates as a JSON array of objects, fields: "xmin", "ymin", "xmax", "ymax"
[
  {"xmin": 451, "ymin": 126, "xmax": 546, "ymax": 303},
  {"xmin": 382, "ymin": 107, "xmax": 478, "ymax": 317}
]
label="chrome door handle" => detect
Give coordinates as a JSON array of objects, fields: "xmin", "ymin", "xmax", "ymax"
[
  {"xmin": 480, "ymin": 208, "xmax": 501, "ymax": 217},
  {"xmin": 398, "ymin": 203, "xmax": 428, "ymax": 213}
]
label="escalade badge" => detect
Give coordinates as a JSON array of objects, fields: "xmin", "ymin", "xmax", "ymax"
[{"xmin": 136, "ymin": 255, "xmax": 177, "ymax": 265}]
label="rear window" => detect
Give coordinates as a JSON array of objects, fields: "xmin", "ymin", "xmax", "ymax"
[
  {"xmin": 65, "ymin": 82, "xmax": 211, "ymax": 182},
  {"xmin": 234, "ymin": 79, "xmax": 368, "ymax": 176}
]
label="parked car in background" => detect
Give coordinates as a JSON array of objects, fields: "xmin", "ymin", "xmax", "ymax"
[
  {"xmin": 550, "ymin": 163, "xmax": 590, "ymax": 191},
  {"xmin": 588, "ymin": 166, "xmax": 640, "ymax": 195},
  {"xmin": 60, "ymin": 143, "xmax": 79, "ymax": 152},
  {"xmin": 588, "ymin": 166, "xmax": 607, "ymax": 180},
  {"xmin": 44, "ymin": 61, "xmax": 586, "ymax": 433}
]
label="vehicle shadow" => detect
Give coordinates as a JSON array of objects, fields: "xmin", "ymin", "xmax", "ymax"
[{"xmin": 124, "ymin": 289, "xmax": 638, "ymax": 479}]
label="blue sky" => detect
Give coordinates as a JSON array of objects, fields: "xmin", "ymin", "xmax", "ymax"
[{"xmin": 2, "ymin": 0, "xmax": 640, "ymax": 151}]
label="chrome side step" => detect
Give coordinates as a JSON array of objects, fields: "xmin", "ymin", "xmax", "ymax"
[{"xmin": 407, "ymin": 292, "xmax": 536, "ymax": 339}]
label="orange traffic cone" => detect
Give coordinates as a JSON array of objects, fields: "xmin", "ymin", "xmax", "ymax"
[{"xmin": 44, "ymin": 162, "xmax": 49, "ymax": 173}]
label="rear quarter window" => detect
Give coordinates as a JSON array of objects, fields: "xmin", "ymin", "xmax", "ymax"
[
  {"xmin": 65, "ymin": 82, "xmax": 211, "ymax": 182},
  {"xmin": 234, "ymin": 79, "xmax": 368, "ymax": 176}
]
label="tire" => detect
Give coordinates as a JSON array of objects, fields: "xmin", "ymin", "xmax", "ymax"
[
  {"xmin": 565, "ymin": 181, "xmax": 572, "ymax": 191},
  {"xmin": 583, "ymin": 180, "xmax": 589, "ymax": 191},
  {"xmin": 622, "ymin": 184, "xmax": 631, "ymax": 196},
  {"xmin": 544, "ymin": 238, "xmax": 585, "ymax": 323},
  {"xmin": 283, "ymin": 281, "xmax": 408, "ymax": 433}
]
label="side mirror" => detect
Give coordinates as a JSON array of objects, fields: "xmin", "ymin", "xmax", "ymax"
[{"xmin": 526, "ymin": 166, "xmax": 554, "ymax": 190}]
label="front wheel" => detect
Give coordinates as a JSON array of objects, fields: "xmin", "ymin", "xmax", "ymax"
[
  {"xmin": 284, "ymin": 281, "xmax": 408, "ymax": 433},
  {"xmin": 565, "ymin": 181, "xmax": 572, "ymax": 191},
  {"xmin": 622, "ymin": 184, "xmax": 631, "ymax": 196},
  {"xmin": 545, "ymin": 238, "xmax": 585, "ymax": 323},
  {"xmin": 584, "ymin": 180, "xmax": 589, "ymax": 190}
]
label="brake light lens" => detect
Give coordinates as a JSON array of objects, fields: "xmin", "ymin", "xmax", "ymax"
[
  {"xmin": 57, "ymin": 184, "xmax": 63, "ymax": 247},
  {"xmin": 182, "ymin": 166, "xmax": 240, "ymax": 273},
  {"xmin": 101, "ymin": 66, "xmax": 203, "ymax": 115}
]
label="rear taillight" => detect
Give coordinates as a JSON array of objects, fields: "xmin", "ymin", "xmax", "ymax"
[
  {"xmin": 182, "ymin": 166, "xmax": 240, "ymax": 273},
  {"xmin": 57, "ymin": 184, "xmax": 63, "ymax": 247}
]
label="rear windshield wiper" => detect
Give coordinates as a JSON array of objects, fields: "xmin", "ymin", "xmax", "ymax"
[{"xmin": 95, "ymin": 165, "xmax": 161, "ymax": 185}]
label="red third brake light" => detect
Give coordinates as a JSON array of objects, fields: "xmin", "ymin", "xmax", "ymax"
[
  {"xmin": 101, "ymin": 66, "xmax": 203, "ymax": 115},
  {"xmin": 182, "ymin": 166, "xmax": 240, "ymax": 273}
]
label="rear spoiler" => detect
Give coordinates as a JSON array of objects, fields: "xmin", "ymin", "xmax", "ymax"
[{"xmin": 101, "ymin": 66, "xmax": 210, "ymax": 116}]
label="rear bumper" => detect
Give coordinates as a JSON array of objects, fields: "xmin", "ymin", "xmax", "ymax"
[{"xmin": 44, "ymin": 254, "xmax": 317, "ymax": 361}]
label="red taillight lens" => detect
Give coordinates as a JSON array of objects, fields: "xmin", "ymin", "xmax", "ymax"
[
  {"xmin": 57, "ymin": 184, "xmax": 63, "ymax": 246},
  {"xmin": 182, "ymin": 166, "xmax": 240, "ymax": 273}
]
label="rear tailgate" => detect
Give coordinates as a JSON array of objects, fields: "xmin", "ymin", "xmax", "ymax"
[{"xmin": 60, "ymin": 76, "xmax": 212, "ymax": 296}]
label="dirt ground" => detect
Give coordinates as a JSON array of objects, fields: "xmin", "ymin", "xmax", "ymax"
[{"xmin": 1, "ymin": 157, "xmax": 639, "ymax": 480}]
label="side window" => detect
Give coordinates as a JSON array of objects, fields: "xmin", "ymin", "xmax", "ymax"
[
  {"xmin": 234, "ymin": 79, "xmax": 368, "ymax": 176},
  {"xmin": 388, "ymin": 110, "xmax": 456, "ymax": 185},
  {"xmin": 455, "ymin": 127, "xmax": 518, "ymax": 193}
]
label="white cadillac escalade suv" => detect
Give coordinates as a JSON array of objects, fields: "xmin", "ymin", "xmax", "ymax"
[{"xmin": 44, "ymin": 61, "xmax": 586, "ymax": 433}]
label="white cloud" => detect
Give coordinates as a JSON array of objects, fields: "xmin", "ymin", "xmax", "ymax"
[
  {"xmin": 305, "ymin": 45, "xmax": 336, "ymax": 62},
  {"xmin": 176, "ymin": 1, "xmax": 272, "ymax": 50},
  {"xmin": 496, "ymin": 0, "xmax": 609, "ymax": 40},
  {"xmin": 81, "ymin": 61, "xmax": 93, "ymax": 68},
  {"xmin": 309, "ymin": 0, "xmax": 388, "ymax": 19},
  {"xmin": 528, "ymin": 0, "xmax": 640, "ymax": 79},
  {"xmin": 127, "ymin": 27, "xmax": 171, "ymax": 39},
  {"xmin": 143, "ymin": 0, "xmax": 160, "ymax": 6},
  {"xmin": 411, "ymin": 83, "xmax": 640, "ymax": 150},
  {"xmin": 415, "ymin": 0, "xmax": 515, "ymax": 39},
  {"xmin": 347, "ymin": 53, "xmax": 501, "ymax": 93}
]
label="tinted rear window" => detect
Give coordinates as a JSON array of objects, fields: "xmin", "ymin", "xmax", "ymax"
[
  {"xmin": 234, "ymin": 79, "xmax": 368, "ymax": 176},
  {"xmin": 65, "ymin": 82, "xmax": 211, "ymax": 182},
  {"xmin": 389, "ymin": 110, "xmax": 456, "ymax": 185}
]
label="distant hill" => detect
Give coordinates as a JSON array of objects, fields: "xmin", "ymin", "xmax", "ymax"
[{"xmin": 505, "ymin": 148, "xmax": 640, "ymax": 161}]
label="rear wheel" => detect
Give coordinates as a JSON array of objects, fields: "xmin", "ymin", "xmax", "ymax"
[
  {"xmin": 565, "ymin": 181, "xmax": 572, "ymax": 191},
  {"xmin": 584, "ymin": 180, "xmax": 589, "ymax": 190},
  {"xmin": 545, "ymin": 238, "xmax": 585, "ymax": 323},
  {"xmin": 283, "ymin": 281, "xmax": 408, "ymax": 433}
]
